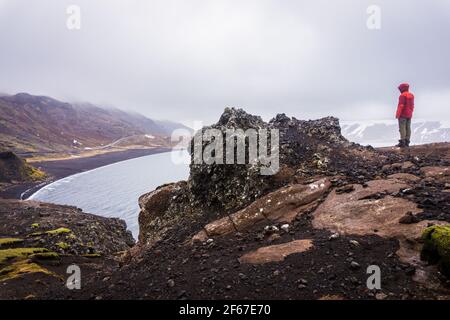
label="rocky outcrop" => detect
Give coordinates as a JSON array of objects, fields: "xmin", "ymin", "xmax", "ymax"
[
  {"xmin": 0, "ymin": 151, "xmax": 45, "ymax": 183},
  {"xmin": 0, "ymin": 199, "xmax": 134, "ymax": 299},
  {"xmin": 187, "ymin": 109, "xmax": 375, "ymax": 214},
  {"xmin": 193, "ymin": 177, "xmax": 331, "ymax": 241},
  {"xmin": 138, "ymin": 181, "xmax": 192, "ymax": 246},
  {"xmin": 139, "ymin": 108, "xmax": 378, "ymax": 247}
]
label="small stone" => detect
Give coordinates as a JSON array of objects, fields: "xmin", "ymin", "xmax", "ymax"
[
  {"xmin": 349, "ymin": 240, "xmax": 360, "ymax": 247},
  {"xmin": 267, "ymin": 233, "xmax": 281, "ymax": 242},
  {"xmin": 350, "ymin": 261, "xmax": 361, "ymax": 270},
  {"xmin": 238, "ymin": 273, "xmax": 247, "ymax": 280},
  {"xmin": 167, "ymin": 279, "xmax": 175, "ymax": 287},
  {"xmin": 280, "ymin": 224, "xmax": 290, "ymax": 233},
  {"xmin": 399, "ymin": 212, "xmax": 420, "ymax": 224},
  {"xmin": 329, "ymin": 233, "xmax": 340, "ymax": 240},
  {"xmin": 298, "ymin": 278, "xmax": 308, "ymax": 285},
  {"xmin": 375, "ymin": 293, "xmax": 388, "ymax": 300},
  {"xmin": 264, "ymin": 225, "xmax": 279, "ymax": 234},
  {"xmin": 273, "ymin": 270, "xmax": 281, "ymax": 276}
]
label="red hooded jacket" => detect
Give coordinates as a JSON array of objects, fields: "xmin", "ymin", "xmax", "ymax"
[{"xmin": 396, "ymin": 83, "xmax": 414, "ymax": 119}]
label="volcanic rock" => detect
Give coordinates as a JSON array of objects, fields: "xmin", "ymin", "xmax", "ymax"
[
  {"xmin": 192, "ymin": 177, "xmax": 331, "ymax": 239},
  {"xmin": 312, "ymin": 180, "xmax": 445, "ymax": 265},
  {"xmin": 238, "ymin": 239, "xmax": 313, "ymax": 264}
]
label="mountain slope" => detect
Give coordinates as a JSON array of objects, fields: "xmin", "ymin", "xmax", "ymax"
[
  {"xmin": 341, "ymin": 120, "xmax": 450, "ymax": 147},
  {"xmin": 0, "ymin": 93, "xmax": 188, "ymax": 153}
]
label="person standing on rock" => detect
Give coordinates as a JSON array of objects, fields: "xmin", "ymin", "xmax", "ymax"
[{"xmin": 395, "ymin": 83, "xmax": 415, "ymax": 148}]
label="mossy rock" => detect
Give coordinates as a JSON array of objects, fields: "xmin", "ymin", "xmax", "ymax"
[
  {"xmin": 30, "ymin": 227, "xmax": 72, "ymax": 237},
  {"xmin": 46, "ymin": 228, "xmax": 71, "ymax": 235},
  {"xmin": 0, "ymin": 248, "xmax": 49, "ymax": 264},
  {"xmin": 421, "ymin": 225, "xmax": 450, "ymax": 277},
  {"xmin": 0, "ymin": 238, "xmax": 24, "ymax": 247},
  {"xmin": 0, "ymin": 259, "xmax": 58, "ymax": 282},
  {"xmin": 56, "ymin": 242, "xmax": 70, "ymax": 250},
  {"xmin": 27, "ymin": 166, "xmax": 46, "ymax": 181},
  {"xmin": 31, "ymin": 252, "xmax": 60, "ymax": 260}
]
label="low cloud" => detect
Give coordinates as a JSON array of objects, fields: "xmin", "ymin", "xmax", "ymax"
[{"xmin": 0, "ymin": 0, "xmax": 449, "ymax": 125}]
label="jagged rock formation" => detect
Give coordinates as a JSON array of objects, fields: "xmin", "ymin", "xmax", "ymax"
[
  {"xmin": 187, "ymin": 109, "xmax": 375, "ymax": 214},
  {"xmin": 139, "ymin": 108, "xmax": 381, "ymax": 246}
]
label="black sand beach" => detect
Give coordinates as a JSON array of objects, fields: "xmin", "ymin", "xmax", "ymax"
[{"xmin": 0, "ymin": 147, "xmax": 171, "ymax": 200}]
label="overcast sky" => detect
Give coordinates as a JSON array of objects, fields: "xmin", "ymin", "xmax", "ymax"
[{"xmin": 0, "ymin": 0, "xmax": 449, "ymax": 126}]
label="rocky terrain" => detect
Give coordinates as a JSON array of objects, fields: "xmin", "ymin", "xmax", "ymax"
[
  {"xmin": 1, "ymin": 108, "xmax": 449, "ymax": 300},
  {"xmin": 0, "ymin": 200, "xmax": 134, "ymax": 299}
]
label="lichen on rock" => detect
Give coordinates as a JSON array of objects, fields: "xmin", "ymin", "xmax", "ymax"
[
  {"xmin": 0, "ymin": 238, "xmax": 23, "ymax": 247},
  {"xmin": 421, "ymin": 225, "xmax": 450, "ymax": 277}
]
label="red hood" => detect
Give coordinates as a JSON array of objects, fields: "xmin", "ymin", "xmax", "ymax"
[{"xmin": 398, "ymin": 83, "xmax": 410, "ymax": 93}]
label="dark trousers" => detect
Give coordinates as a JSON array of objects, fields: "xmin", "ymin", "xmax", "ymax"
[{"xmin": 398, "ymin": 118, "xmax": 411, "ymax": 140}]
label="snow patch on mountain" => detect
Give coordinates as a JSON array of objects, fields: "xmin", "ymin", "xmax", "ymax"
[{"xmin": 341, "ymin": 119, "xmax": 450, "ymax": 147}]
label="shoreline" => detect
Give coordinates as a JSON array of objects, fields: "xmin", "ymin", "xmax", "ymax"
[{"xmin": 0, "ymin": 147, "xmax": 172, "ymax": 200}]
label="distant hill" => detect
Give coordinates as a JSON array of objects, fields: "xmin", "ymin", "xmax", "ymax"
[
  {"xmin": 341, "ymin": 120, "xmax": 450, "ymax": 147},
  {"xmin": 0, "ymin": 93, "xmax": 190, "ymax": 153}
]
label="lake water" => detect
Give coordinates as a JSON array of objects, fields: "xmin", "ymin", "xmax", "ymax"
[{"xmin": 28, "ymin": 151, "xmax": 190, "ymax": 239}]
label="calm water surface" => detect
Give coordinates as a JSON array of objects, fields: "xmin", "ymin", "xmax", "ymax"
[{"xmin": 29, "ymin": 151, "xmax": 190, "ymax": 239}]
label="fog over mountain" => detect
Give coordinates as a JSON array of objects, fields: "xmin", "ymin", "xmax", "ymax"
[{"xmin": 0, "ymin": 0, "xmax": 449, "ymax": 129}]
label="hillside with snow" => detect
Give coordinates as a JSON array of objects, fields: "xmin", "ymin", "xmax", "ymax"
[{"xmin": 341, "ymin": 120, "xmax": 450, "ymax": 147}]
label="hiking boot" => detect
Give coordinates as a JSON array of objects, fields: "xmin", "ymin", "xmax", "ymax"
[
  {"xmin": 396, "ymin": 139, "xmax": 405, "ymax": 148},
  {"xmin": 405, "ymin": 139, "xmax": 410, "ymax": 147}
]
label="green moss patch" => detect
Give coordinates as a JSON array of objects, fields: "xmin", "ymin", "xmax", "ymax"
[
  {"xmin": 0, "ymin": 248, "xmax": 49, "ymax": 264},
  {"xmin": 30, "ymin": 252, "xmax": 60, "ymax": 260},
  {"xmin": 27, "ymin": 166, "xmax": 46, "ymax": 181},
  {"xmin": 0, "ymin": 259, "xmax": 58, "ymax": 282},
  {"xmin": 46, "ymin": 228, "xmax": 71, "ymax": 235},
  {"xmin": 30, "ymin": 227, "xmax": 72, "ymax": 237},
  {"xmin": 56, "ymin": 242, "xmax": 70, "ymax": 250},
  {"xmin": 421, "ymin": 225, "xmax": 450, "ymax": 277},
  {"xmin": 0, "ymin": 238, "xmax": 24, "ymax": 247},
  {"xmin": 45, "ymin": 228, "xmax": 72, "ymax": 235}
]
